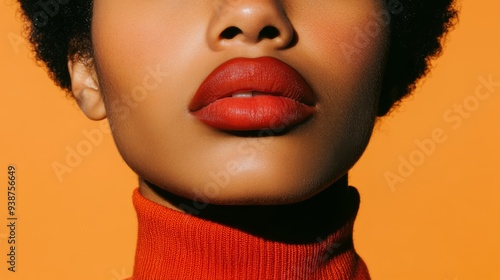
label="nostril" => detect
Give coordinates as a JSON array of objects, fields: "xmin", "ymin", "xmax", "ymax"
[
  {"xmin": 220, "ymin": 26, "xmax": 242, "ymax": 39},
  {"xmin": 219, "ymin": 25, "xmax": 284, "ymax": 42},
  {"xmin": 259, "ymin": 26, "xmax": 280, "ymax": 39}
]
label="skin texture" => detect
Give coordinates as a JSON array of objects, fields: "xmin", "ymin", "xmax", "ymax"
[{"xmin": 70, "ymin": 0, "xmax": 390, "ymax": 209}]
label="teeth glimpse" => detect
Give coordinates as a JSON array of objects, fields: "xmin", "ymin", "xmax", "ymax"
[
  {"xmin": 231, "ymin": 92, "xmax": 268, "ymax": 98},
  {"xmin": 232, "ymin": 92, "xmax": 253, "ymax": 98}
]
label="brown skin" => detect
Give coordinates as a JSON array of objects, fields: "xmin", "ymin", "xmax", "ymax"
[{"xmin": 68, "ymin": 0, "xmax": 390, "ymax": 211}]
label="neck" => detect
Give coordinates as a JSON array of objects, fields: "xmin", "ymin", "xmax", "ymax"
[{"xmin": 139, "ymin": 174, "xmax": 353, "ymax": 243}]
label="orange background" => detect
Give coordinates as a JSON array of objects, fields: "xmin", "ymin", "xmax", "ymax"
[{"xmin": 1, "ymin": 1, "xmax": 499, "ymax": 279}]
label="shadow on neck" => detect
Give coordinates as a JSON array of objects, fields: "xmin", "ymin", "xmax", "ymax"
[{"xmin": 142, "ymin": 174, "xmax": 359, "ymax": 244}]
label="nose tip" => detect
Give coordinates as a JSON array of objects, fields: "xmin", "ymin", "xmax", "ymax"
[{"xmin": 208, "ymin": 0, "xmax": 295, "ymax": 50}]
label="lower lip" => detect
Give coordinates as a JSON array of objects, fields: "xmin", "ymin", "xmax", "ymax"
[{"xmin": 191, "ymin": 95, "xmax": 315, "ymax": 131}]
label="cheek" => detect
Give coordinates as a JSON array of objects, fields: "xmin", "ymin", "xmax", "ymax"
[
  {"xmin": 290, "ymin": 1, "xmax": 390, "ymax": 168},
  {"xmin": 92, "ymin": 0, "xmax": 199, "ymax": 66},
  {"xmin": 91, "ymin": 0, "xmax": 211, "ymax": 101},
  {"xmin": 90, "ymin": 0, "xmax": 209, "ymax": 163},
  {"xmin": 296, "ymin": 1, "xmax": 390, "ymax": 83},
  {"xmin": 285, "ymin": 2, "xmax": 390, "ymax": 131}
]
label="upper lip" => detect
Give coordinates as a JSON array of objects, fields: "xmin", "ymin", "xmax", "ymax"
[{"xmin": 188, "ymin": 57, "xmax": 316, "ymax": 111}]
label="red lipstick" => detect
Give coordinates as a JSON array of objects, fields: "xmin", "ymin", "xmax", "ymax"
[{"xmin": 189, "ymin": 57, "xmax": 316, "ymax": 131}]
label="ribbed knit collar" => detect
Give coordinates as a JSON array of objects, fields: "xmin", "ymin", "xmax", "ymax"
[{"xmin": 131, "ymin": 180, "xmax": 370, "ymax": 280}]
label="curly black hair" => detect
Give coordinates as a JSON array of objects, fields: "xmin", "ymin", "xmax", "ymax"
[{"xmin": 17, "ymin": 0, "xmax": 458, "ymax": 116}]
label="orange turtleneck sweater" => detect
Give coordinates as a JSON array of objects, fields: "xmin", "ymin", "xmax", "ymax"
[{"xmin": 130, "ymin": 178, "xmax": 370, "ymax": 280}]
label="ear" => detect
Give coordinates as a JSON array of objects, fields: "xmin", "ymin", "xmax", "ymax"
[{"xmin": 67, "ymin": 58, "xmax": 106, "ymax": 120}]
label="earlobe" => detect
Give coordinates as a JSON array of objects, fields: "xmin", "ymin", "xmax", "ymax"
[{"xmin": 67, "ymin": 58, "xmax": 107, "ymax": 120}]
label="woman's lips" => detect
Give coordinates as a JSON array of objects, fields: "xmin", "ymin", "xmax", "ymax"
[{"xmin": 189, "ymin": 57, "xmax": 316, "ymax": 131}]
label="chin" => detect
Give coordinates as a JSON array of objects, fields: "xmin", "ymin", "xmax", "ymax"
[{"xmin": 140, "ymin": 154, "xmax": 348, "ymax": 206}]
